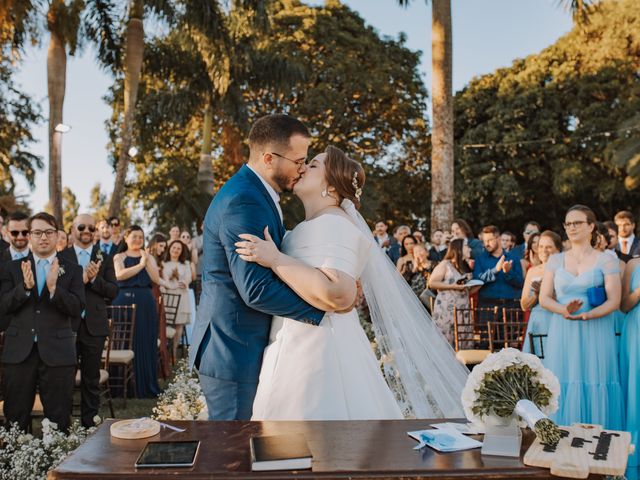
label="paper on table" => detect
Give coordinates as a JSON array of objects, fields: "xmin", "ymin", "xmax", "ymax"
[
  {"xmin": 430, "ymin": 422, "xmax": 485, "ymax": 435},
  {"xmin": 408, "ymin": 428, "xmax": 483, "ymax": 452}
]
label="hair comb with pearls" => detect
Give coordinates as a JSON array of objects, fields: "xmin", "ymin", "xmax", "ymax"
[{"xmin": 352, "ymin": 171, "xmax": 363, "ymax": 201}]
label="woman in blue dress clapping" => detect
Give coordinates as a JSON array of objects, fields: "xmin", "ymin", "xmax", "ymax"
[
  {"xmin": 620, "ymin": 257, "xmax": 640, "ymax": 467},
  {"xmin": 521, "ymin": 231, "xmax": 562, "ymax": 360},
  {"xmin": 539, "ymin": 205, "xmax": 624, "ymax": 430}
]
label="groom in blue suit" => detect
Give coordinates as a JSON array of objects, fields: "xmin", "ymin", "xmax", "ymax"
[{"xmin": 190, "ymin": 114, "xmax": 325, "ymax": 420}]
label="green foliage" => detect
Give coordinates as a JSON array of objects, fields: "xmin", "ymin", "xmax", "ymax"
[
  {"xmin": 113, "ymin": 0, "xmax": 430, "ymax": 230},
  {"xmin": 454, "ymin": 0, "xmax": 640, "ymax": 233},
  {"xmin": 62, "ymin": 186, "xmax": 80, "ymax": 231}
]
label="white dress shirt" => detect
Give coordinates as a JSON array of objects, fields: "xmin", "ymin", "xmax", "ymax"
[{"xmin": 247, "ymin": 164, "xmax": 283, "ymax": 222}]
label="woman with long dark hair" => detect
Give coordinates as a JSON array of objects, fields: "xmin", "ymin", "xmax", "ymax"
[
  {"xmin": 428, "ymin": 239, "xmax": 480, "ymax": 344},
  {"xmin": 161, "ymin": 240, "xmax": 192, "ymax": 361},
  {"xmin": 396, "ymin": 234, "xmax": 418, "ymax": 282},
  {"xmin": 113, "ymin": 226, "xmax": 171, "ymax": 398},
  {"xmin": 539, "ymin": 205, "xmax": 623, "ymax": 429}
]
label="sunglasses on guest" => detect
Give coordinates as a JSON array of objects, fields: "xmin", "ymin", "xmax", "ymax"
[
  {"xmin": 76, "ymin": 224, "xmax": 96, "ymax": 233},
  {"xmin": 110, "ymin": 220, "xmax": 120, "ymax": 227},
  {"xmin": 10, "ymin": 230, "xmax": 29, "ymax": 237}
]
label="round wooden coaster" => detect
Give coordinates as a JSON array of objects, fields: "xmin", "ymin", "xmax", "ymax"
[{"xmin": 110, "ymin": 418, "xmax": 161, "ymax": 439}]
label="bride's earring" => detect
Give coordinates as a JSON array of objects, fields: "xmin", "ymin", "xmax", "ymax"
[{"xmin": 321, "ymin": 188, "xmax": 328, "ymax": 198}]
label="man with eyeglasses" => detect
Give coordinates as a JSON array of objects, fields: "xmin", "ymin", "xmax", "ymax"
[
  {"xmin": 190, "ymin": 114, "xmax": 325, "ymax": 420},
  {"xmin": 107, "ymin": 216, "xmax": 123, "ymax": 250},
  {"xmin": 1, "ymin": 211, "xmax": 31, "ymax": 267},
  {"xmin": 0, "ymin": 212, "xmax": 85, "ymax": 432},
  {"xmin": 58, "ymin": 214, "xmax": 118, "ymax": 427}
]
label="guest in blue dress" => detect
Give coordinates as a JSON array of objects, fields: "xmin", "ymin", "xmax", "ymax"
[
  {"xmin": 620, "ymin": 258, "xmax": 640, "ymax": 468},
  {"xmin": 539, "ymin": 205, "xmax": 624, "ymax": 430},
  {"xmin": 521, "ymin": 231, "xmax": 562, "ymax": 360},
  {"xmin": 113, "ymin": 226, "xmax": 170, "ymax": 398}
]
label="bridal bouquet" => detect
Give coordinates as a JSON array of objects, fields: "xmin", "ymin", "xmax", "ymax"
[{"xmin": 461, "ymin": 348, "xmax": 562, "ymax": 445}]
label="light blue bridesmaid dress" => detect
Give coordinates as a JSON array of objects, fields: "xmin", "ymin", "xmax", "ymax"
[
  {"xmin": 544, "ymin": 252, "xmax": 624, "ymax": 430},
  {"xmin": 522, "ymin": 303, "xmax": 552, "ymax": 361},
  {"xmin": 621, "ymin": 264, "xmax": 640, "ymax": 468}
]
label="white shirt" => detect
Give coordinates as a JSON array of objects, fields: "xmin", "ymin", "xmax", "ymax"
[
  {"xmin": 247, "ymin": 164, "xmax": 283, "ymax": 222},
  {"xmin": 619, "ymin": 234, "xmax": 636, "ymax": 255},
  {"xmin": 9, "ymin": 246, "xmax": 29, "ymax": 260}
]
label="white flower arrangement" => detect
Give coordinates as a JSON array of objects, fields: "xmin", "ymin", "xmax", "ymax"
[
  {"xmin": 152, "ymin": 359, "xmax": 208, "ymax": 421},
  {"xmin": 0, "ymin": 418, "xmax": 98, "ymax": 480},
  {"xmin": 461, "ymin": 348, "xmax": 561, "ymax": 445}
]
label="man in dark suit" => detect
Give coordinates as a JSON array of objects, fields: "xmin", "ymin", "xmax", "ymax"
[
  {"xmin": 0, "ymin": 212, "xmax": 85, "ymax": 431},
  {"xmin": 96, "ymin": 219, "xmax": 119, "ymax": 257},
  {"xmin": 1, "ymin": 211, "xmax": 31, "ymax": 267},
  {"xmin": 59, "ymin": 214, "xmax": 118, "ymax": 427},
  {"xmin": 615, "ymin": 210, "xmax": 640, "ymax": 262}
]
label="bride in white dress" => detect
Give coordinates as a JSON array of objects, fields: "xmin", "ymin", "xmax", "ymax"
[{"xmin": 235, "ymin": 146, "xmax": 468, "ymax": 420}]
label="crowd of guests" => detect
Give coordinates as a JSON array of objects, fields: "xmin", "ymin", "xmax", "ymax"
[
  {"xmin": 0, "ymin": 210, "xmax": 203, "ymax": 432},
  {"xmin": 375, "ymin": 207, "xmax": 640, "ymax": 466}
]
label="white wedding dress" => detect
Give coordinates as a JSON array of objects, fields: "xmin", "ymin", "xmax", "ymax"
[{"xmin": 252, "ymin": 214, "xmax": 403, "ymax": 420}]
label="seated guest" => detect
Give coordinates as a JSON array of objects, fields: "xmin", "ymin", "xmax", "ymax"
[
  {"xmin": 387, "ymin": 225, "xmax": 410, "ymax": 265},
  {"xmin": 60, "ymin": 214, "xmax": 118, "ymax": 427},
  {"xmin": 521, "ymin": 231, "xmax": 562, "ymax": 359},
  {"xmin": 512, "ymin": 221, "xmax": 541, "ymax": 259},
  {"xmin": 451, "ymin": 218, "xmax": 483, "ymax": 259},
  {"xmin": 96, "ymin": 219, "xmax": 119, "ymax": 257},
  {"xmin": 0, "ymin": 212, "xmax": 85, "ymax": 431},
  {"xmin": 396, "ymin": 234, "xmax": 418, "ymax": 282},
  {"xmin": 473, "ymin": 225, "xmax": 524, "ymax": 310},
  {"xmin": 1, "ymin": 211, "xmax": 30, "ymax": 266}
]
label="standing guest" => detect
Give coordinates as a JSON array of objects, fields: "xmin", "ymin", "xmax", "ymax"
[
  {"xmin": 429, "ymin": 239, "xmax": 479, "ymax": 344},
  {"xmin": 408, "ymin": 244, "xmax": 431, "ymax": 298},
  {"xmin": 1, "ymin": 211, "xmax": 30, "ymax": 266},
  {"xmin": 387, "ymin": 225, "xmax": 410, "ymax": 265},
  {"xmin": 521, "ymin": 231, "xmax": 562, "ymax": 358},
  {"xmin": 373, "ymin": 220, "xmax": 393, "ymax": 253},
  {"xmin": 396, "ymin": 234, "xmax": 417, "ymax": 282},
  {"xmin": 451, "ymin": 218, "xmax": 483, "ymax": 259},
  {"xmin": 180, "ymin": 230, "xmax": 198, "ymax": 329},
  {"xmin": 413, "ymin": 230, "xmax": 425, "ymax": 245},
  {"xmin": 146, "ymin": 232, "xmax": 170, "ymax": 379},
  {"xmin": 113, "ymin": 226, "xmax": 171, "ymax": 398},
  {"xmin": 500, "ymin": 231, "xmax": 516, "ymax": 252},
  {"xmin": 0, "ymin": 213, "xmax": 9, "ymax": 249},
  {"xmin": 161, "ymin": 240, "xmax": 192, "ymax": 361},
  {"xmin": 428, "ymin": 229, "xmax": 447, "ymax": 266},
  {"xmin": 60, "ymin": 214, "xmax": 118, "ymax": 427},
  {"xmin": 539, "ymin": 205, "xmax": 623, "ymax": 430},
  {"xmin": 521, "ymin": 232, "xmax": 541, "ymax": 273},
  {"xmin": 168, "ymin": 225, "xmax": 180, "ymax": 243},
  {"xmin": 473, "ymin": 225, "xmax": 524, "ymax": 310},
  {"xmin": 603, "ymin": 220, "xmax": 619, "ymax": 253},
  {"xmin": 620, "ymin": 256, "xmax": 640, "ymax": 469},
  {"xmin": 192, "ymin": 218, "xmax": 205, "ymax": 280},
  {"xmin": 615, "ymin": 210, "xmax": 640, "ymax": 261},
  {"xmin": 0, "ymin": 212, "xmax": 85, "ymax": 431},
  {"xmin": 107, "ymin": 217, "xmax": 123, "ymax": 249},
  {"xmin": 96, "ymin": 220, "xmax": 119, "ymax": 257},
  {"xmin": 513, "ymin": 221, "xmax": 541, "ymax": 259},
  {"xmin": 56, "ymin": 230, "xmax": 68, "ymax": 252}
]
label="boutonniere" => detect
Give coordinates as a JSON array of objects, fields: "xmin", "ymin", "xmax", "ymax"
[
  {"xmin": 58, "ymin": 265, "xmax": 65, "ymax": 277},
  {"xmin": 96, "ymin": 250, "xmax": 104, "ymax": 263}
]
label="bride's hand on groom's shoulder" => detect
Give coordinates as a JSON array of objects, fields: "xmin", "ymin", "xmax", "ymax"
[{"xmin": 235, "ymin": 226, "xmax": 281, "ymax": 268}]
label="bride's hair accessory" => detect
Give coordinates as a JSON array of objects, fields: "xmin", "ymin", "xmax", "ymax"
[{"xmin": 352, "ymin": 171, "xmax": 363, "ymax": 201}]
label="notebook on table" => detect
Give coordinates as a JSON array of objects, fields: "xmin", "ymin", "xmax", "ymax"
[{"xmin": 250, "ymin": 433, "xmax": 312, "ymax": 471}]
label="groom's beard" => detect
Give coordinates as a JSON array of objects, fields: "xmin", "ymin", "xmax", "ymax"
[{"xmin": 273, "ymin": 171, "xmax": 299, "ymax": 193}]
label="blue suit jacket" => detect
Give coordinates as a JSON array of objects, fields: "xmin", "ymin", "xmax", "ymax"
[{"xmin": 189, "ymin": 165, "xmax": 325, "ymax": 383}]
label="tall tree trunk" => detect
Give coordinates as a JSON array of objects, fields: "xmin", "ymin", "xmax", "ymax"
[
  {"xmin": 47, "ymin": 7, "xmax": 66, "ymax": 225},
  {"xmin": 430, "ymin": 0, "xmax": 454, "ymax": 233},
  {"xmin": 109, "ymin": 0, "xmax": 144, "ymax": 217},
  {"xmin": 197, "ymin": 100, "xmax": 215, "ymax": 196}
]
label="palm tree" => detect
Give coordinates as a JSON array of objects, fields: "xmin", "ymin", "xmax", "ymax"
[{"xmin": 398, "ymin": 0, "xmax": 453, "ymax": 232}]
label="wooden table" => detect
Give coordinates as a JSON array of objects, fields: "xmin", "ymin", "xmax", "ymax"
[{"xmin": 49, "ymin": 419, "xmax": 604, "ymax": 479}]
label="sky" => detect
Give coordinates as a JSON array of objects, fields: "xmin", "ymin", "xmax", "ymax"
[{"xmin": 12, "ymin": 0, "xmax": 573, "ymax": 213}]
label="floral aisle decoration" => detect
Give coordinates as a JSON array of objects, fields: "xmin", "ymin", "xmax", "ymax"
[
  {"xmin": 153, "ymin": 359, "xmax": 208, "ymax": 420},
  {"xmin": 0, "ymin": 418, "xmax": 98, "ymax": 480},
  {"xmin": 461, "ymin": 348, "xmax": 562, "ymax": 445}
]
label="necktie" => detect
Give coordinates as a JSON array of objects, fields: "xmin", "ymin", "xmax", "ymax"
[
  {"xmin": 623, "ymin": 240, "xmax": 629, "ymax": 255},
  {"xmin": 36, "ymin": 259, "xmax": 47, "ymax": 295},
  {"xmin": 78, "ymin": 249, "xmax": 90, "ymax": 270},
  {"xmin": 101, "ymin": 243, "xmax": 109, "ymax": 255}
]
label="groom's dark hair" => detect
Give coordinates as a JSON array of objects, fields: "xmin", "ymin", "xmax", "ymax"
[{"xmin": 248, "ymin": 114, "xmax": 310, "ymax": 150}]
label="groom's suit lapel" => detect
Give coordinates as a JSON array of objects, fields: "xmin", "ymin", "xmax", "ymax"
[{"xmin": 239, "ymin": 165, "xmax": 286, "ymax": 240}]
